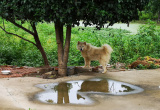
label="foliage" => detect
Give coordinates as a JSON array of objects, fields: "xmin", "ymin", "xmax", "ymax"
[
  {"xmin": 0, "ymin": 1, "xmax": 51, "ymax": 66},
  {"xmin": 149, "ymin": 63, "xmax": 159, "ymax": 69},
  {"xmin": 139, "ymin": 11, "xmax": 158, "ymax": 20},
  {"xmin": 0, "ymin": 19, "xmax": 57, "ymax": 67},
  {"xmin": 0, "ymin": 0, "xmax": 149, "ymax": 27},
  {"xmin": 136, "ymin": 64, "xmax": 147, "ymax": 70},
  {"xmin": 139, "ymin": 0, "xmax": 160, "ymax": 21},
  {"xmin": 145, "ymin": 0, "xmax": 160, "ymax": 14},
  {"xmin": 136, "ymin": 63, "xmax": 159, "ymax": 70},
  {"xmin": 0, "ymin": 19, "xmax": 160, "ymax": 67},
  {"xmin": 0, "ymin": 0, "xmax": 149, "ymax": 75}
]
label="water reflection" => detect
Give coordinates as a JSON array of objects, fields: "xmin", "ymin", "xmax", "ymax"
[
  {"xmin": 56, "ymin": 83, "xmax": 70, "ymax": 104},
  {"xmin": 54, "ymin": 82, "xmax": 86, "ymax": 104},
  {"xmin": 35, "ymin": 78, "xmax": 143, "ymax": 105},
  {"xmin": 79, "ymin": 80, "xmax": 108, "ymax": 92}
]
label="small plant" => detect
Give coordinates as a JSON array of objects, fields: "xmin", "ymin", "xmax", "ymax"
[
  {"xmin": 29, "ymin": 108, "xmax": 36, "ymax": 110},
  {"xmin": 148, "ymin": 63, "xmax": 159, "ymax": 69},
  {"xmin": 139, "ymin": 57, "xmax": 145, "ymax": 61},
  {"xmin": 136, "ymin": 64, "xmax": 146, "ymax": 70},
  {"xmin": 46, "ymin": 99, "xmax": 54, "ymax": 103}
]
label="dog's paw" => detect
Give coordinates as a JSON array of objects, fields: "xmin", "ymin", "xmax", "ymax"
[
  {"xmin": 89, "ymin": 68, "xmax": 92, "ymax": 71},
  {"xmin": 102, "ymin": 71, "xmax": 107, "ymax": 74},
  {"xmin": 83, "ymin": 66, "xmax": 92, "ymax": 71},
  {"xmin": 83, "ymin": 66, "xmax": 90, "ymax": 69}
]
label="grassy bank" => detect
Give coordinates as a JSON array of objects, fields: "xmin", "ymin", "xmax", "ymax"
[{"xmin": 0, "ymin": 19, "xmax": 160, "ymax": 67}]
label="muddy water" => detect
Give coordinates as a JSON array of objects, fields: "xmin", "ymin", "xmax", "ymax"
[{"xmin": 35, "ymin": 78, "xmax": 143, "ymax": 105}]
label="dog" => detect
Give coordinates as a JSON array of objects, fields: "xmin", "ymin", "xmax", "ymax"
[{"xmin": 77, "ymin": 41, "xmax": 113, "ymax": 73}]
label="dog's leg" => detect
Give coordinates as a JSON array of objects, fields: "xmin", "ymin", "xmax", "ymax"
[
  {"xmin": 84, "ymin": 58, "xmax": 91, "ymax": 69},
  {"xmin": 100, "ymin": 60, "xmax": 107, "ymax": 73},
  {"xmin": 84, "ymin": 58, "xmax": 87, "ymax": 67}
]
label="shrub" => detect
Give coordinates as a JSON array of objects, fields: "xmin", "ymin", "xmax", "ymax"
[
  {"xmin": 139, "ymin": 11, "xmax": 158, "ymax": 20},
  {"xmin": 0, "ymin": 18, "xmax": 160, "ymax": 67}
]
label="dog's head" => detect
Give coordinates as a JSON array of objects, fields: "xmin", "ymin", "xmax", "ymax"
[{"xmin": 77, "ymin": 41, "xmax": 87, "ymax": 52}]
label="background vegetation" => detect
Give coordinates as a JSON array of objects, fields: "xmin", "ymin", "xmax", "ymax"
[
  {"xmin": 0, "ymin": 17, "xmax": 160, "ymax": 67},
  {"xmin": 138, "ymin": 0, "xmax": 160, "ymax": 22},
  {"xmin": 139, "ymin": 11, "xmax": 158, "ymax": 20}
]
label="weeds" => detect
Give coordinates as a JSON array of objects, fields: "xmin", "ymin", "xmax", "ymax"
[{"xmin": 0, "ymin": 18, "xmax": 160, "ymax": 67}]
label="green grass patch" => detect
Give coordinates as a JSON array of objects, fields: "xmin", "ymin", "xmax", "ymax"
[{"xmin": 0, "ymin": 18, "xmax": 160, "ymax": 67}]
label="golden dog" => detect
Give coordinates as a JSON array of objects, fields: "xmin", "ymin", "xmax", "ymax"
[{"xmin": 77, "ymin": 41, "xmax": 113, "ymax": 73}]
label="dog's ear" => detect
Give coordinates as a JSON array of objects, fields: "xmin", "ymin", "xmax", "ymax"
[
  {"xmin": 84, "ymin": 42, "xmax": 86, "ymax": 45},
  {"xmin": 78, "ymin": 41, "xmax": 80, "ymax": 45}
]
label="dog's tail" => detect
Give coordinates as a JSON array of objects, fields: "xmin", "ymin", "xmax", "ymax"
[{"xmin": 103, "ymin": 44, "xmax": 113, "ymax": 54}]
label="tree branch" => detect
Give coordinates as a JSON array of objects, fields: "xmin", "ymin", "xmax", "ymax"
[
  {"xmin": 6, "ymin": 19, "xmax": 35, "ymax": 35},
  {"xmin": 30, "ymin": 22, "xmax": 38, "ymax": 36},
  {"xmin": 0, "ymin": 26, "xmax": 37, "ymax": 46},
  {"xmin": 30, "ymin": 22, "xmax": 50, "ymax": 66}
]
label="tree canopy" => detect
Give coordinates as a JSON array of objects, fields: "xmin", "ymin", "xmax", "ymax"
[
  {"xmin": 146, "ymin": 0, "xmax": 160, "ymax": 13},
  {"xmin": 0, "ymin": 0, "xmax": 149, "ymax": 26},
  {"xmin": 145, "ymin": 0, "xmax": 160, "ymax": 22},
  {"xmin": 0, "ymin": 0, "xmax": 149, "ymax": 76}
]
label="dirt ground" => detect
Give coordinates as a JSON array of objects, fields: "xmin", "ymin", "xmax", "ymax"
[{"xmin": 0, "ymin": 68, "xmax": 160, "ymax": 110}]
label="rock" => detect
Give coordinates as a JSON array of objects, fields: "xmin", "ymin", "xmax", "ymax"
[
  {"xmin": 75, "ymin": 66, "xmax": 92, "ymax": 73},
  {"xmin": 51, "ymin": 70, "xmax": 58, "ymax": 75},
  {"xmin": 44, "ymin": 72, "xmax": 52, "ymax": 75},
  {"xmin": 37, "ymin": 67, "xmax": 54, "ymax": 75},
  {"xmin": 120, "ymin": 69, "xmax": 126, "ymax": 71},
  {"xmin": 67, "ymin": 66, "xmax": 76, "ymax": 76},
  {"xmin": 42, "ymin": 74, "xmax": 57, "ymax": 79}
]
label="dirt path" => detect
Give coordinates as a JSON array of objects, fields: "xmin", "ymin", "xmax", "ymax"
[{"xmin": 0, "ymin": 69, "xmax": 160, "ymax": 110}]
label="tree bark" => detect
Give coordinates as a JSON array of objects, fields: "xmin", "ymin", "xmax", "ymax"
[
  {"xmin": 31, "ymin": 22, "xmax": 50, "ymax": 67},
  {"xmin": 34, "ymin": 34, "xmax": 50, "ymax": 67},
  {"xmin": 63, "ymin": 25, "xmax": 71, "ymax": 65},
  {"xmin": 55, "ymin": 22, "xmax": 65, "ymax": 76},
  {"xmin": 55, "ymin": 21, "xmax": 72, "ymax": 76}
]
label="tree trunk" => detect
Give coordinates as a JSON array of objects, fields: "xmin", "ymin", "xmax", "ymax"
[
  {"xmin": 31, "ymin": 23, "xmax": 50, "ymax": 67},
  {"xmin": 34, "ymin": 34, "xmax": 50, "ymax": 67},
  {"xmin": 63, "ymin": 25, "xmax": 71, "ymax": 65},
  {"xmin": 55, "ymin": 21, "xmax": 71, "ymax": 76}
]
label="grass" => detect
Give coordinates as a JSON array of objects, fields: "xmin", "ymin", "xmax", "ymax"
[{"xmin": 0, "ymin": 18, "xmax": 160, "ymax": 67}]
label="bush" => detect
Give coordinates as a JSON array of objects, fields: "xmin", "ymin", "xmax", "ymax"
[
  {"xmin": 139, "ymin": 11, "xmax": 158, "ymax": 20},
  {"xmin": 0, "ymin": 18, "xmax": 160, "ymax": 67}
]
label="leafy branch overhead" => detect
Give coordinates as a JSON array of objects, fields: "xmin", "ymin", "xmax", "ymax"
[{"xmin": 0, "ymin": 0, "xmax": 149, "ymax": 27}]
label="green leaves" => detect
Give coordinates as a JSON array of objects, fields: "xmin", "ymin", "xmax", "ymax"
[{"xmin": 0, "ymin": 0, "xmax": 149, "ymax": 27}]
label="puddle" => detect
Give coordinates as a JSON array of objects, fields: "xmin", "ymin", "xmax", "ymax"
[{"xmin": 34, "ymin": 78, "xmax": 143, "ymax": 105}]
